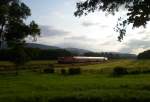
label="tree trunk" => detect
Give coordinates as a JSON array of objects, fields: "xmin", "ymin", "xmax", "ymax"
[{"xmin": 0, "ymin": 24, "xmax": 5, "ymax": 49}]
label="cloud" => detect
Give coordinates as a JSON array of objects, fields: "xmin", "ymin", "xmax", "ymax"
[
  {"xmin": 65, "ymin": 36, "xmax": 95, "ymax": 42},
  {"xmin": 56, "ymin": 41, "xmax": 94, "ymax": 51},
  {"xmin": 81, "ymin": 21, "xmax": 109, "ymax": 29},
  {"xmin": 82, "ymin": 21, "xmax": 99, "ymax": 27},
  {"xmin": 27, "ymin": 25, "xmax": 71, "ymax": 46},
  {"xmin": 119, "ymin": 39, "xmax": 150, "ymax": 54},
  {"xmin": 40, "ymin": 25, "xmax": 69, "ymax": 37},
  {"xmin": 55, "ymin": 35, "xmax": 98, "ymax": 51},
  {"xmin": 99, "ymin": 24, "xmax": 109, "ymax": 28},
  {"xmin": 137, "ymin": 30, "xmax": 147, "ymax": 35}
]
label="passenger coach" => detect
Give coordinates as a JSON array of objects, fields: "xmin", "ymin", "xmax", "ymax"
[{"xmin": 58, "ymin": 56, "xmax": 108, "ymax": 64}]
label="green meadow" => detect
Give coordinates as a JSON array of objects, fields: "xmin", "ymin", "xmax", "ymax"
[{"xmin": 0, "ymin": 60, "xmax": 150, "ymax": 102}]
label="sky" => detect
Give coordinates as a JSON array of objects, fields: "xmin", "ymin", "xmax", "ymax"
[{"xmin": 23, "ymin": 0, "xmax": 150, "ymax": 55}]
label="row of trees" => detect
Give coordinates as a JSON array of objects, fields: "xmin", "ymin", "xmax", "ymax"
[
  {"xmin": 138, "ymin": 50, "xmax": 150, "ymax": 59},
  {"xmin": 0, "ymin": 48, "xmax": 74, "ymax": 61},
  {"xmin": 1, "ymin": 48, "xmax": 149, "ymax": 61},
  {"xmin": 84, "ymin": 52, "xmax": 136, "ymax": 59},
  {"xmin": 0, "ymin": 0, "xmax": 40, "ymax": 47},
  {"xmin": 0, "ymin": 0, "xmax": 40, "ymax": 65}
]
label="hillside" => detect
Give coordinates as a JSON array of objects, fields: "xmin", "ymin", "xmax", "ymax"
[
  {"xmin": 26, "ymin": 43, "xmax": 91, "ymax": 55},
  {"xmin": 65, "ymin": 48, "xmax": 91, "ymax": 55},
  {"xmin": 0, "ymin": 43, "xmax": 137, "ymax": 58},
  {"xmin": 25, "ymin": 43, "xmax": 60, "ymax": 50},
  {"xmin": 0, "ymin": 60, "xmax": 150, "ymax": 102}
]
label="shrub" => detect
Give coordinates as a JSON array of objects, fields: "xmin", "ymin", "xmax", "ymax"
[
  {"xmin": 42, "ymin": 64, "xmax": 55, "ymax": 74},
  {"xmin": 61, "ymin": 69, "xmax": 67, "ymax": 75},
  {"xmin": 142, "ymin": 70, "xmax": 150, "ymax": 74},
  {"xmin": 48, "ymin": 64, "xmax": 54, "ymax": 69},
  {"xmin": 43, "ymin": 68, "xmax": 54, "ymax": 74},
  {"xmin": 112, "ymin": 67, "xmax": 128, "ymax": 76},
  {"xmin": 129, "ymin": 69, "xmax": 150, "ymax": 75},
  {"xmin": 68, "ymin": 68, "xmax": 81, "ymax": 75},
  {"xmin": 138, "ymin": 50, "xmax": 150, "ymax": 59},
  {"xmin": 129, "ymin": 70, "xmax": 141, "ymax": 75}
]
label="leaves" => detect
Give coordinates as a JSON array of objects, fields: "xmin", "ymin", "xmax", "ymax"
[
  {"xmin": 0, "ymin": 0, "xmax": 40, "ymax": 47},
  {"xmin": 75, "ymin": 0, "xmax": 150, "ymax": 41},
  {"xmin": 11, "ymin": 43, "xmax": 30, "ymax": 65},
  {"xmin": 29, "ymin": 21, "xmax": 40, "ymax": 41},
  {"xmin": 0, "ymin": 0, "xmax": 40, "ymax": 65}
]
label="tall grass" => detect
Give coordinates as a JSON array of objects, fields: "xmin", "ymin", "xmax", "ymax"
[
  {"xmin": 0, "ymin": 60, "xmax": 150, "ymax": 101},
  {"xmin": 0, "ymin": 71, "xmax": 150, "ymax": 102}
]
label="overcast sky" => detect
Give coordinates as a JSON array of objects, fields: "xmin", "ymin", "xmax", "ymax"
[{"xmin": 23, "ymin": 0, "xmax": 150, "ymax": 55}]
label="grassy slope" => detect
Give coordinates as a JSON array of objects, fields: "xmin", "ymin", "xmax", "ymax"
[
  {"xmin": 0, "ymin": 59, "xmax": 150, "ymax": 68},
  {"xmin": 0, "ymin": 60, "xmax": 150, "ymax": 102},
  {"xmin": 0, "ymin": 72, "xmax": 150, "ymax": 102},
  {"xmin": 82, "ymin": 60, "xmax": 150, "ymax": 69},
  {"xmin": 80, "ymin": 60, "xmax": 150, "ymax": 74}
]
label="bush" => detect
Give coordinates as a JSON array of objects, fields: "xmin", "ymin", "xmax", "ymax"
[
  {"xmin": 112, "ymin": 67, "xmax": 128, "ymax": 76},
  {"xmin": 48, "ymin": 64, "xmax": 54, "ymax": 68},
  {"xmin": 138, "ymin": 50, "xmax": 150, "ymax": 59},
  {"xmin": 11, "ymin": 45, "xmax": 31, "ymax": 65},
  {"xmin": 142, "ymin": 70, "xmax": 150, "ymax": 74},
  {"xmin": 68, "ymin": 68, "xmax": 81, "ymax": 75},
  {"xmin": 61, "ymin": 69, "xmax": 67, "ymax": 75},
  {"xmin": 129, "ymin": 70, "xmax": 141, "ymax": 75},
  {"xmin": 129, "ymin": 69, "xmax": 150, "ymax": 75},
  {"xmin": 43, "ymin": 68, "xmax": 54, "ymax": 74}
]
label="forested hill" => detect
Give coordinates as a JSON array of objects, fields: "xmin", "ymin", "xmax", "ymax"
[
  {"xmin": 25, "ymin": 43, "xmax": 60, "ymax": 50},
  {"xmin": 25, "ymin": 43, "xmax": 91, "ymax": 55},
  {"xmin": 0, "ymin": 43, "xmax": 137, "ymax": 60},
  {"xmin": 84, "ymin": 52, "xmax": 137, "ymax": 59}
]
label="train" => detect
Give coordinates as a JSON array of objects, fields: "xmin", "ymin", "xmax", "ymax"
[{"xmin": 58, "ymin": 56, "xmax": 108, "ymax": 64}]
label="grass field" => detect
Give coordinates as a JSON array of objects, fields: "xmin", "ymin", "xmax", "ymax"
[{"xmin": 0, "ymin": 60, "xmax": 150, "ymax": 102}]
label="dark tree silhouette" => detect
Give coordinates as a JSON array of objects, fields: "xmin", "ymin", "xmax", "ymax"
[
  {"xmin": 0, "ymin": 0, "xmax": 40, "ymax": 48},
  {"xmin": 138, "ymin": 50, "xmax": 150, "ymax": 59},
  {"xmin": 74, "ymin": 0, "xmax": 150, "ymax": 41},
  {"xmin": 0, "ymin": 0, "xmax": 40, "ymax": 69}
]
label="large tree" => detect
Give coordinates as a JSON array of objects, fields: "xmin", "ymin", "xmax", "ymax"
[
  {"xmin": 0, "ymin": 0, "xmax": 40, "ymax": 67},
  {"xmin": 0, "ymin": 0, "xmax": 40, "ymax": 48},
  {"xmin": 74, "ymin": 0, "xmax": 150, "ymax": 41}
]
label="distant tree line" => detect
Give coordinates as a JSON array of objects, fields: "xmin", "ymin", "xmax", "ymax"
[
  {"xmin": 3, "ymin": 48, "xmax": 149, "ymax": 61},
  {"xmin": 84, "ymin": 52, "xmax": 136, "ymax": 59},
  {"xmin": 0, "ymin": 48, "xmax": 74, "ymax": 61},
  {"xmin": 138, "ymin": 50, "xmax": 150, "ymax": 59}
]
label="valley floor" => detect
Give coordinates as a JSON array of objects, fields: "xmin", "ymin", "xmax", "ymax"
[{"xmin": 0, "ymin": 60, "xmax": 150, "ymax": 102}]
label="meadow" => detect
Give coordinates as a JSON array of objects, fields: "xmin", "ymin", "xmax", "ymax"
[{"xmin": 0, "ymin": 60, "xmax": 150, "ymax": 102}]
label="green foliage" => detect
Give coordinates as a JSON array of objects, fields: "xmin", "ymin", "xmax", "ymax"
[
  {"xmin": 0, "ymin": 49, "xmax": 13, "ymax": 61},
  {"xmin": 43, "ymin": 68, "xmax": 54, "ymax": 74},
  {"xmin": 68, "ymin": 68, "xmax": 81, "ymax": 75},
  {"xmin": 138, "ymin": 50, "xmax": 150, "ymax": 59},
  {"xmin": 43, "ymin": 64, "xmax": 54, "ymax": 73},
  {"xmin": 11, "ymin": 44, "xmax": 30, "ymax": 66},
  {"xmin": 0, "ymin": 0, "xmax": 40, "ymax": 47},
  {"xmin": 112, "ymin": 67, "xmax": 128, "ymax": 76},
  {"xmin": 74, "ymin": 0, "xmax": 150, "ymax": 41},
  {"xmin": 129, "ymin": 69, "xmax": 150, "ymax": 75},
  {"xmin": 0, "ymin": 60, "xmax": 149, "ymax": 75},
  {"xmin": 0, "ymin": 0, "xmax": 40, "ymax": 69},
  {"xmin": 0, "ymin": 60, "xmax": 149, "ymax": 101},
  {"xmin": 61, "ymin": 69, "xmax": 67, "ymax": 75},
  {"xmin": 129, "ymin": 70, "xmax": 141, "ymax": 75},
  {"xmin": 83, "ymin": 52, "xmax": 132, "ymax": 59},
  {"xmin": 0, "ymin": 48, "xmax": 74, "ymax": 61},
  {"xmin": 1, "ymin": 71, "xmax": 150, "ymax": 102}
]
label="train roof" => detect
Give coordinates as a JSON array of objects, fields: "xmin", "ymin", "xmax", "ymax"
[{"xmin": 73, "ymin": 56, "xmax": 108, "ymax": 60}]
